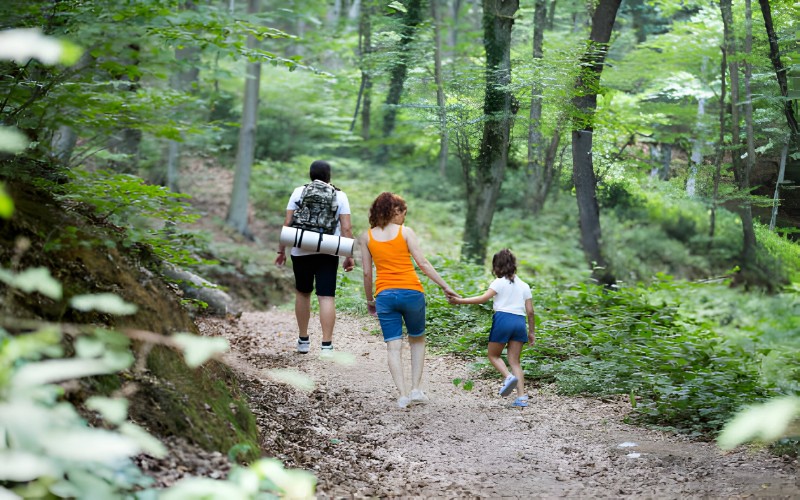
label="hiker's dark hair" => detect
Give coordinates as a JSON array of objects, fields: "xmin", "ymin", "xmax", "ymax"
[
  {"xmin": 492, "ymin": 249, "xmax": 517, "ymax": 282},
  {"xmin": 369, "ymin": 192, "xmax": 407, "ymax": 228},
  {"xmin": 309, "ymin": 160, "xmax": 331, "ymax": 183}
]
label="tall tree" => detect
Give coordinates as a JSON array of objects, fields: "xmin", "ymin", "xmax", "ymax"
[
  {"xmin": 376, "ymin": 0, "xmax": 424, "ymax": 163},
  {"xmin": 461, "ymin": 0, "xmax": 519, "ymax": 264},
  {"xmin": 526, "ymin": 0, "xmax": 561, "ymax": 213},
  {"xmin": 739, "ymin": 0, "xmax": 757, "ymax": 271},
  {"xmin": 570, "ymin": 0, "xmax": 621, "ymax": 286},
  {"xmin": 758, "ymin": 0, "xmax": 799, "ymax": 144},
  {"xmin": 164, "ymin": 0, "xmax": 201, "ymax": 193},
  {"xmin": 351, "ymin": 0, "xmax": 375, "ymax": 140},
  {"xmin": 431, "ymin": 0, "xmax": 449, "ymax": 177},
  {"xmin": 225, "ymin": 0, "xmax": 261, "ymax": 238}
]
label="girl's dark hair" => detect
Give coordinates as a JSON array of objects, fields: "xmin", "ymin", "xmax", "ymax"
[
  {"xmin": 309, "ymin": 160, "xmax": 331, "ymax": 183},
  {"xmin": 369, "ymin": 192, "xmax": 407, "ymax": 228},
  {"xmin": 492, "ymin": 249, "xmax": 517, "ymax": 282}
]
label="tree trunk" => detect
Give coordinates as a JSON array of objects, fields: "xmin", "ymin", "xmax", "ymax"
[
  {"xmin": 461, "ymin": 0, "xmax": 519, "ymax": 264},
  {"xmin": 570, "ymin": 0, "xmax": 620, "ymax": 287},
  {"xmin": 376, "ymin": 0, "xmax": 423, "ymax": 163},
  {"xmin": 431, "ymin": 0, "xmax": 449, "ymax": 178},
  {"xmin": 526, "ymin": 0, "xmax": 560, "ymax": 214},
  {"xmin": 351, "ymin": 0, "xmax": 373, "ymax": 136},
  {"xmin": 108, "ymin": 44, "xmax": 143, "ymax": 175},
  {"xmin": 165, "ymin": 8, "xmax": 201, "ymax": 192},
  {"xmin": 721, "ymin": 0, "xmax": 742, "ymax": 185},
  {"xmin": 710, "ymin": 47, "xmax": 727, "ymax": 242},
  {"xmin": 739, "ymin": 0, "xmax": 757, "ymax": 269},
  {"xmin": 225, "ymin": 0, "xmax": 260, "ymax": 239},
  {"xmin": 769, "ymin": 143, "xmax": 789, "ymax": 231},
  {"xmin": 687, "ymin": 96, "xmax": 706, "ymax": 197},
  {"xmin": 758, "ymin": 0, "xmax": 800, "ymax": 144}
]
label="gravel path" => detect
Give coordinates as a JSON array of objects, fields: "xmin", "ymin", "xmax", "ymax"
[{"xmin": 196, "ymin": 310, "xmax": 798, "ymax": 499}]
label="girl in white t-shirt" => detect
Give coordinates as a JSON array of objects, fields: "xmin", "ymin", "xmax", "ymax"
[{"xmin": 449, "ymin": 249, "xmax": 535, "ymax": 407}]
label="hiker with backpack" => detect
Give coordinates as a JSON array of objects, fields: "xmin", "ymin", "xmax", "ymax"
[{"xmin": 275, "ymin": 160, "xmax": 355, "ymax": 356}]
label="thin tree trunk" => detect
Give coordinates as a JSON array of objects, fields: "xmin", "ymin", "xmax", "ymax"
[
  {"xmin": 769, "ymin": 143, "xmax": 789, "ymax": 231},
  {"xmin": 376, "ymin": 0, "xmax": 423, "ymax": 163},
  {"xmin": 108, "ymin": 44, "xmax": 142, "ymax": 175},
  {"xmin": 165, "ymin": 9, "xmax": 201, "ymax": 192},
  {"xmin": 758, "ymin": 0, "xmax": 800, "ymax": 144},
  {"xmin": 461, "ymin": 0, "xmax": 519, "ymax": 264},
  {"xmin": 710, "ymin": 47, "xmax": 727, "ymax": 242},
  {"xmin": 739, "ymin": 0, "xmax": 757, "ymax": 269},
  {"xmin": 570, "ymin": 0, "xmax": 621, "ymax": 287},
  {"xmin": 431, "ymin": 0, "xmax": 449, "ymax": 177},
  {"xmin": 526, "ymin": 0, "xmax": 559, "ymax": 214},
  {"xmin": 225, "ymin": 0, "xmax": 260, "ymax": 238},
  {"xmin": 687, "ymin": 91, "xmax": 706, "ymax": 197}
]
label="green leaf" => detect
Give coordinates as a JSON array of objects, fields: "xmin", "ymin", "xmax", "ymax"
[
  {"xmin": 0, "ymin": 183, "xmax": 13, "ymax": 218},
  {"xmin": 266, "ymin": 368, "xmax": 315, "ymax": 392},
  {"xmin": 0, "ymin": 267, "xmax": 62, "ymax": 300},
  {"xmin": 387, "ymin": 1, "xmax": 407, "ymax": 13},
  {"xmin": 717, "ymin": 397, "xmax": 800, "ymax": 450},
  {"xmin": 41, "ymin": 428, "xmax": 140, "ymax": 461},
  {"xmin": 249, "ymin": 458, "xmax": 317, "ymax": 498},
  {"xmin": 11, "ymin": 358, "xmax": 122, "ymax": 389},
  {"xmin": 58, "ymin": 39, "xmax": 84, "ymax": 66},
  {"xmin": 86, "ymin": 396, "xmax": 129, "ymax": 425},
  {"xmin": 160, "ymin": 478, "xmax": 248, "ymax": 500},
  {"xmin": 118, "ymin": 422, "xmax": 167, "ymax": 458},
  {"xmin": 0, "ymin": 125, "xmax": 28, "ymax": 152},
  {"xmin": 0, "ymin": 451, "xmax": 58, "ymax": 481},
  {"xmin": 172, "ymin": 333, "xmax": 229, "ymax": 368},
  {"xmin": 70, "ymin": 293, "xmax": 138, "ymax": 315}
]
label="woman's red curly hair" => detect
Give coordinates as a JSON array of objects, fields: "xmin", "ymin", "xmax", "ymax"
[{"xmin": 369, "ymin": 192, "xmax": 407, "ymax": 228}]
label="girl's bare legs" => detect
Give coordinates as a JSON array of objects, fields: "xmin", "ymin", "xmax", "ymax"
[
  {"xmin": 386, "ymin": 339, "xmax": 407, "ymax": 397},
  {"xmin": 506, "ymin": 340, "xmax": 525, "ymax": 396},
  {"xmin": 487, "ymin": 342, "xmax": 511, "ymax": 378},
  {"xmin": 409, "ymin": 335, "xmax": 426, "ymax": 391}
]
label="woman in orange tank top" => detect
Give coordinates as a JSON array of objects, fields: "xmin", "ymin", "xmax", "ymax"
[{"xmin": 359, "ymin": 192, "xmax": 459, "ymax": 409}]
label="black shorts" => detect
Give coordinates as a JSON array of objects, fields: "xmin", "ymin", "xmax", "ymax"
[{"xmin": 291, "ymin": 254, "xmax": 340, "ymax": 297}]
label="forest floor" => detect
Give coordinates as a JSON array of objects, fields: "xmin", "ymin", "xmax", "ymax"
[
  {"xmin": 139, "ymin": 160, "xmax": 800, "ymax": 498},
  {"xmin": 181, "ymin": 310, "xmax": 798, "ymax": 499}
]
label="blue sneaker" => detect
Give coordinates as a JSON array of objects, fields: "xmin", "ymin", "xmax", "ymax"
[
  {"xmin": 499, "ymin": 375, "xmax": 518, "ymax": 397},
  {"xmin": 511, "ymin": 395, "xmax": 529, "ymax": 407}
]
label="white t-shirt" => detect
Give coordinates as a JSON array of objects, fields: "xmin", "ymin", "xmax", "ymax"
[
  {"xmin": 286, "ymin": 184, "xmax": 351, "ymax": 257},
  {"xmin": 489, "ymin": 276, "xmax": 532, "ymax": 316}
]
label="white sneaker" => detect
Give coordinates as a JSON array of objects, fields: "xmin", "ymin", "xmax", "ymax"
[
  {"xmin": 397, "ymin": 396, "xmax": 412, "ymax": 409},
  {"xmin": 320, "ymin": 345, "xmax": 334, "ymax": 358},
  {"xmin": 410, "ymin": 389, "xmax": 429, "ymax": 405},
  {"xmin": 297, "ymin": 339, "xmax": 310, "ymax": 354}
]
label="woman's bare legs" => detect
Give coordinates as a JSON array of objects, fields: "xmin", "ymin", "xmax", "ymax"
[
  {"xmin": 386, "ymin": 339, "xmax": 407, "ymax": 397},
  {"xmin": 409, "ymin": 335, "xmax": 426, "ymax": 391}
]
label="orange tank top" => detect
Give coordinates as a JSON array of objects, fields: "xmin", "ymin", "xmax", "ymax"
[{"xmin": 368, "ymin": 225, "xmax": 424, "ymax": 296}]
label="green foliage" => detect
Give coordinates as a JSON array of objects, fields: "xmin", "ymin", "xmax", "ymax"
[
  {"xmin": 421, "ymin": 270, "xmax": 797, "ymax": 437},
  {"xmin": 0, "ymin": 270, "xmax": 315, "ymax": 498},
  {"xmin": 51, "ymin": 168, "xmax": 214, "ymax": 269}
]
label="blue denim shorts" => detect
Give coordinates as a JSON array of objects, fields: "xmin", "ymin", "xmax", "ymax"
[
  {"xmin": 375, "ymin": 289, "xmax": 426, "ymax": 342},
  {"xmin": 489, "ymin": 311, "xmax": 528, "ymax": 344}
]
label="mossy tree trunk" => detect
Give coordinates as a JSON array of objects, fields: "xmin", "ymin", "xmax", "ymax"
[
  {"xmin": 376, "ymin": 0, "xmax": 423, "ymax": 164},
  {"xmin": 570, "ymin": 0, "xmax": 620, "ymax": 287},
  {"xmin": 461, "ymin": 0, "xmax": 519, "ymax": 264}
]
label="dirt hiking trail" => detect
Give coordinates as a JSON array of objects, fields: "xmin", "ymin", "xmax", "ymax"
[{"xmin": 197, "ymin": 310, "xmax": 798, "ymax": 499}]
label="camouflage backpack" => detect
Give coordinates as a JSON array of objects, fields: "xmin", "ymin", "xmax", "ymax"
[{"xmin": 290, "ymin": 179, "xmax": 339, "ymax": 235}]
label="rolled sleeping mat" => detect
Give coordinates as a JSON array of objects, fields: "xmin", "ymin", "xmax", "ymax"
[{"xmin": 280, "ymin": 226, "xmax": 355, "ymax": 257}]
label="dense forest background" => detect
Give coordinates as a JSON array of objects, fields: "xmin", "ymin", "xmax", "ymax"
[{"xmin": 1, "ymin": 0, "xmax": 799, "ymax": 497}]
